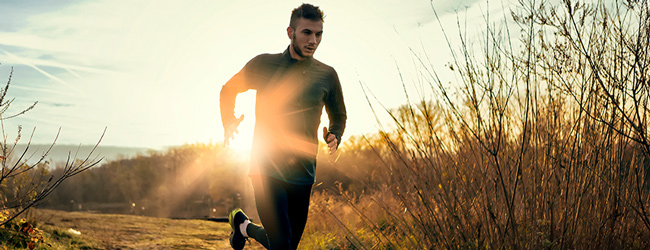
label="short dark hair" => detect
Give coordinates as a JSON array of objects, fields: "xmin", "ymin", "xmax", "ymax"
[{"xmin": 289, "ymin": 3, "xmax": 324, "ymax": 29}]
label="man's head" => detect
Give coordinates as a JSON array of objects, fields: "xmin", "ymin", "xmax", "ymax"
[{"xmin": 287, "ymin": 4, "xmax": 324, "ymax": 60}]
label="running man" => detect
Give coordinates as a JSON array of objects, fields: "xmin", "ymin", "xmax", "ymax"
[{"xmin": 220, "ymin": 3, "xmax": 346, "ymax": 249}]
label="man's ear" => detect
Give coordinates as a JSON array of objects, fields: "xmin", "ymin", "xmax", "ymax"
[{"xmin": 287, "ymin": 26, "xmax": 293, "ymax": 39}]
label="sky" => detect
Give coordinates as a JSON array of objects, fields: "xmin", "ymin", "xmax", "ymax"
[{"xmin": 0, "ymin": 0, "xmax": 493, "ymax": 150}]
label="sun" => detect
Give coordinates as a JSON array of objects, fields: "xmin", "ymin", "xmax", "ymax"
[
  {"xmin": 227, "ymin": 127, "xmax": 254, "ymax": 160},
  {"xmin": 224, "ymin": 90, "xmax": 256, "ymax": 158}
]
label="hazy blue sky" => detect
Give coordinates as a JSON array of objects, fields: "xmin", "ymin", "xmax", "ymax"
[{"xmin": 0, "ymin": 0, "xmax": 491, "ymax": 150}]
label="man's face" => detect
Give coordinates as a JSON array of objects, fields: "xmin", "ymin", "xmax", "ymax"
[{"xmin": 288, "ymin": 18, "xmax": 323, "ymax": 60}]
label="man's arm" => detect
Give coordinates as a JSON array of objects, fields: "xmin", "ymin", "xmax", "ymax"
[
  {"xmin": 324, "ymin": 69, "xmax": 347, "ymax": 152},
  {"xmin": 220, "ymin": 71, "xmax": 248, "ymax": 127},
  {"xmin": 220, "ymin": 58, "xmax": 258, "ymax": 145}
]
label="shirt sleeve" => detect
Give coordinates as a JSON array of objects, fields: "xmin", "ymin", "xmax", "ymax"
[
  {"xmin": 324, "ymin": 68, "xmax": 347, "ymax": 146},
  {"xmin": 219, "ymin": 57, "xmax": 259, "ymax": 128}
]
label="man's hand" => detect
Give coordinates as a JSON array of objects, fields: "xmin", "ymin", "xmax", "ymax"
[
  {"xmin": 323, "ymin": 127, "xmax": 338, "ymax": 155},
  {"xmin": 224, "ymin": 115, "xmax": 245, "ymax": 146}
]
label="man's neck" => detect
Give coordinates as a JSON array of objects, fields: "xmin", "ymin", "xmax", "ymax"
[{"xmin": 289, "ymin": 45, "xmax": 307, "ymax": 61}]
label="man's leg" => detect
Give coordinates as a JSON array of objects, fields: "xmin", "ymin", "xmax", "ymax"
[
  {"xmin": 244, "ymin": 221, "xmax": 270, "ymax": 249},
  {"xmin": 286, "ymin": 182, "xmax": 313, "ymax": 250},
  {"xmin": 248, "ymin": 175, "xmax": 291, "ymax": 249},
  {"xmin": 246, "ymin": 175, "xmax": 313, "ymax": 249}
]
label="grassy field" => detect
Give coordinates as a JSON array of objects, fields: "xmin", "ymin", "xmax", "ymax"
[{"xmin": 30, "ymin": 209, "xmax": 266, "ymax": 249}]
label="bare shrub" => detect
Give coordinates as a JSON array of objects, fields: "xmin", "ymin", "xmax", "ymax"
[
  {"xmin": 0, "ymin": 66, "xmax": 103, "ymax": 228},
  {"xmin": 312, "ymin": 0, "xmax": 650, "ymax": 249}
]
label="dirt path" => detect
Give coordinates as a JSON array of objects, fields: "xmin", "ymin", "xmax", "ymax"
[{"xmin": 36, "ymin": 209, "xmax": 266, "ymax": 249}]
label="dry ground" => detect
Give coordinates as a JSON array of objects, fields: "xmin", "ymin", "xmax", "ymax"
[{"xmin": 34, "ymin": 209, "xmax": 267, "ymax": 249}]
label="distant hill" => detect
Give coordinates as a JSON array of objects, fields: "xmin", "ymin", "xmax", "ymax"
[{"xmin": 9, "ymin": 144, "xmax": 156, "ymax": 164}]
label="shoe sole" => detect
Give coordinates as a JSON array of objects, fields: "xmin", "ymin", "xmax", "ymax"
[
  {"xmin": 229, "ymin": 208, "xmax": 246, "ymax": 250},
  {"xmin": 229, "ymin": 208, "xmax": 243, "ymax": 230}
]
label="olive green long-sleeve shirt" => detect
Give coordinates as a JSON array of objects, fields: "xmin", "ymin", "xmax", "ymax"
[{"xmin": 220, "ymin": 47, "xmax": 347, "ymax": 185}]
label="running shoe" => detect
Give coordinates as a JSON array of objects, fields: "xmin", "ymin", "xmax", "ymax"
[{"xmin": 228, "ymin": 208, "xmax": 249, "ymax": 250}]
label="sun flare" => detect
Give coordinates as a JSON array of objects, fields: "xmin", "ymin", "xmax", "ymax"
[
  {"xmin": 225, "ymin": 91, "xmax": 256, "ymax": 158},
  {"xmin": 227, "ymin": 134, "xmax": 253, "ymax": 161}
]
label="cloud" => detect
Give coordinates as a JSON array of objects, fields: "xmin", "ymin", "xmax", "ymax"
[
  {"xmin": 0, "ymin": 49, "xmax": 115, "ymax": 74},
  {"xmin": 1, "ymin": 49, "xmax": 72, "ymax": 88}
]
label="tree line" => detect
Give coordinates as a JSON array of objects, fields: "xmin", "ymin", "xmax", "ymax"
[{"xmin": 33, "ymin": 139, "xmax": 386, "ymax": 218}]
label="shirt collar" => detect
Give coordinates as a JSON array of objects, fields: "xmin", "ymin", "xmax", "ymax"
[{"xmin": 282, "ymin": 46, "xmax": 313, "ymax": 66}]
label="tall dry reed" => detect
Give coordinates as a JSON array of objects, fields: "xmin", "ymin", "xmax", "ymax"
[{"xmin": 307, "ymin": 0, "xmax": 650, "ymax": 249}]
